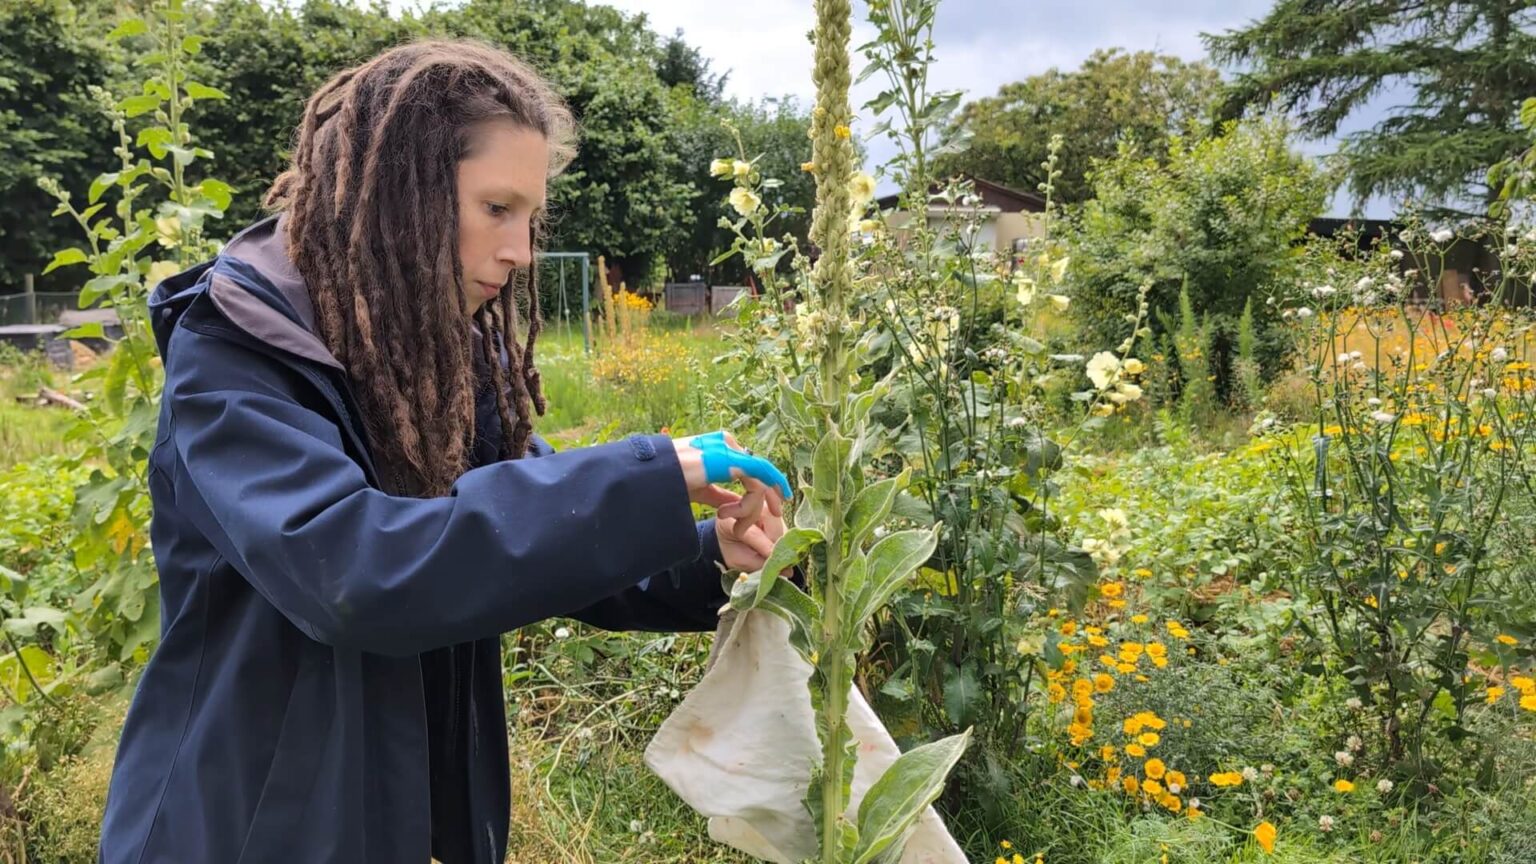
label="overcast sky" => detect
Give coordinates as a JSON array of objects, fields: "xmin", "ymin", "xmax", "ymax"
[{"xmin": 391, "ymin": 0, "xmax": 1400, "ymax": 216}]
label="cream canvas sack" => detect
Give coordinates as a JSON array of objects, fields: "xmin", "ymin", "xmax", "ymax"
[{"xmin": 645, "ymin": 608, "xmax": 968, "ymax": 864}]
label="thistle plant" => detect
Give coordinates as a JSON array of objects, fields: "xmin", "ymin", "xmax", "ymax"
[
  {"xmin": 1257, "ymin": 220, "xmax": 1536, "ymax": 779},
  {"xmin": 722, "ymin": 0, "xmax": 970, "ymax": 861}
]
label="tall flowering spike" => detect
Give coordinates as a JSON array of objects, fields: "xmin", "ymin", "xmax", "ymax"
[{"xmin": 809, "ymin": 0, "xmax": 856, "ymax": 388}]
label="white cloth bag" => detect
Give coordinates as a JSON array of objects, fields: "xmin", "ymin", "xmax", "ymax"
[{"xmin": 644, "ymin": 609, "xmax": 968, "ymax": 864}]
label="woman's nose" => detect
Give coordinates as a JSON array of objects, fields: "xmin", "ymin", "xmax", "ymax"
[{"xmin": 497, "ymin": 223, "xmax": 533, "ymax": 268}]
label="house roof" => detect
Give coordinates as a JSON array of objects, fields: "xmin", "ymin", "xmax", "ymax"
[{"xmin": 875, "ymin": 175, "xmax": 1047, "ymax": 213}]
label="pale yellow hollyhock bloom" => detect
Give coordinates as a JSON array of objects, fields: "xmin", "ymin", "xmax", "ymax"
[
  {"xmin": 729, "ymin": 187, "xmax": 761, "ymax": 217},
  {"xmin": 1086, "ymin": 351, "xmax": 1121, "ymax": 390},
  {"xmin": 1048, "ymin": 294, "xmax": 1070, "ymax": 311},
  {"xmin": 849, "ymin": 172, "xmax": 876, "ymax": 207},
  {"xmin": 1123, "ymin": 358, "xmax": 1146, "ymax": 375},
  {"xmin": 709, "ymin": 158, "xmax": 734, "ymax": 178},
  {"xmin": 1013, "ymin": 271, "xmax": 1037, "ymax": 306},
  {"xmin": 733, "ymin": 160, "xmax": 752, "ymax": 178},
  {"xmin": 147, "ymin": 259, "xmax": 181, "ymax": 287},
  {"xmin": 1039, "ymin": 254, "xmax": 1069, "ymax": 284}
]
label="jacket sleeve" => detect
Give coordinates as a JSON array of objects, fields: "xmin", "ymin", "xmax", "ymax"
[
  {"xmin": 565, "ymin": 515, "xmax": 729, "ymax": 633},
  {"xmin": 163, "ymin": 327, "xmax": 705, "ymax": 657},
  {"xmin": 517, "ymin": 435, "xmax": 729, "ymax": 633}
]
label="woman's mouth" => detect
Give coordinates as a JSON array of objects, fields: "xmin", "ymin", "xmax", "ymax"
[{"xmin": 477, "ymin": 280, "xmax": 501, "ymax": 299}]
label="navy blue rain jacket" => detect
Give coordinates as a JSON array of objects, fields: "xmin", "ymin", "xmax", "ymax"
[{"xmin": 98, "ymin": 216, "xmax": 729, "ymax": 863}]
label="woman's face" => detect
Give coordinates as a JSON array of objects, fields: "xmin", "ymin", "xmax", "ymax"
[{"xmin": 456, "ymin": 119, "xmax": 550, "ymax": 316}]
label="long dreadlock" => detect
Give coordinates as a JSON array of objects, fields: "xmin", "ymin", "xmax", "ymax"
[{"xmin": 264, "ymin": 40, "xmax": 574, "ymax": 497}]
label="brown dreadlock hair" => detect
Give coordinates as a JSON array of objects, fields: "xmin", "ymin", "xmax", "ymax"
[{"xmin": 264, "ymin": 40, "xmax": 576, "ymax": 497}]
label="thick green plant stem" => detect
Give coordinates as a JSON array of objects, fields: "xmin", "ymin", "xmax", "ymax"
[{"xmin": 808, "ymin": 0, "xmax": 856, "ymax": 859}]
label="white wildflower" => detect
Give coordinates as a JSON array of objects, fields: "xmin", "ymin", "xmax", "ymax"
[
  {"xmin": 1296, "ymin": 307, "xmax": 1314, "ymax": 319},
  {"xmin": 554, "ymin": 627, "xmax": 571, "ymax": 639},
  {"xmin": 1430, "ymin": 228, "xmax": 1454, "ymax": 244},
  {"xmin": 1242, "ymin": 766, "xmax": 1260, "ymax": 783},
  {"xmin": 1335, "ymin": 750, "xmax": 1355, "ymax": 767},
  {"xmin": 1370, "ymin": 410, "xmax": 1397, "ymax": 424},
  {"xmin": 1319, "ymin": 815, "xmax": 1335, "ymax": 832},
  {"xmin": 1347, "ymin": 734, "xmax": 1363, "ymax": 752},
  {"xmin": 1098, "ymin": 508, "xmax": 1130, "ymax": 530},
  {"xmin": 1377, "ymin": 779, "xmax": 1394, "ymax": 794},
  {"xmin": 1492, "ymin": 346, "xmax": 1509, "ymax": 363}
]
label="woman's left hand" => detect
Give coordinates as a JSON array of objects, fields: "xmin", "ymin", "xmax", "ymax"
[{"xmin": 714, "ymin": 476, "xmax": 787, "ymax": 573}]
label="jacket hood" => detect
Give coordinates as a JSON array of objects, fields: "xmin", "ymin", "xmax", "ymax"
[{"xmin": 149, "ymin": 215, "xmax": 341, "ymax": 371}]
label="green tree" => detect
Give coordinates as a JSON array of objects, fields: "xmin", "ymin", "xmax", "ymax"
[
  {"xmin": 429, "ymin": 0, "xmax": 696, "ymax": 284},
  {"xmin": 1206, "ymin": 0, "xmax": 1536, "ymax": 214},
  {"xmin": 656, "ymin": 27, "xmax": 728, "ymax": 103},
  {"xmin": 193, "ymin": 0, "xmax": 422, "ymax": 229},
  {"xmin": 933, "ymin": 48, "xmax": 1223, "ymax": 204},
  {"xmin": 0, "ymin": 0, "xmax": 116, "ymax": 293},
  {"xmin": 1068, "ymin": 117, "xmax": 1331, "ymax": 399}
]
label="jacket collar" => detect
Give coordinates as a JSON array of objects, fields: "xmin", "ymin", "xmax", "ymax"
[{"xmin": 207, "ymin": 214, "xmax": 344, "ymax": 371}]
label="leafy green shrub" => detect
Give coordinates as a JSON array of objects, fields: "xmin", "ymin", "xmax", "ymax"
[{"xmin": 1068, "ymin": 117, "xmax": 1331, "ymax": 402}]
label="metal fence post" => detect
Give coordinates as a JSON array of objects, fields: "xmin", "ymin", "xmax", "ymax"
[
  {"xmin": 23, "ymin": 273, "xmax": 37, "ymax": 325},
  {"xmin": 580, "ymin": 255, "xmax": 591, "ymax": 355}
]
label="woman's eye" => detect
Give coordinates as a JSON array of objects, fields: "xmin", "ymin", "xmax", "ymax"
[{"xmin": 486, "ymin": 202, "xmax": 509, "ymax": 217}]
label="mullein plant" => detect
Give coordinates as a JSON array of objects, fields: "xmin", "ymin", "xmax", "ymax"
[{"xmin": 721, "ymin": 0, "xmax": 970, "ymax": 861}]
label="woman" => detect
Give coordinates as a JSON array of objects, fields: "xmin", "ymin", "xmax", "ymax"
[{"xmin": 98, "ymin": 39, "xmax": 789, "ymax": 864}]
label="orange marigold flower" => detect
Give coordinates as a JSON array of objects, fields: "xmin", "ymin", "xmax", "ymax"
[{"xmin": 1254, "ymin": 821, "xmax": 1277, "ymax": 854}]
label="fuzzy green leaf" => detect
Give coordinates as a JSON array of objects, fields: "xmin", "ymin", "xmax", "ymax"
[
  {"xmin": 852, "ymin": 526, "xmax": 938, "ymax": 625},
  {"xmin": 107, "ymin": 18, "xmax": 147, "ymax": 40},
  {"xmin": 183, "ymin": 82, "xmax": 228, "ymax": 101},
  {"xmin": 42, "ymin": 248, "xmax": 88, "ymax": 275},
  {"xmin": 845, "ymin": 470, "xmax": 907, "ymax": 550},
  {"xmin": 850, "ymin": 729, "xmax": 971, "ymax": 864},
  {"xmin": 118, "ymin": 94, "xmax": 162, "ymax": 118},
  {"xmin": 811, "ymin": 430, "xmax": 852, "ymax": 504}
]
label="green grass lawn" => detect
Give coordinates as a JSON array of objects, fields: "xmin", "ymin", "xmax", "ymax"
[{"xmin": 0, "ymin": 350, "xmax": 82, "ymax": 468}]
